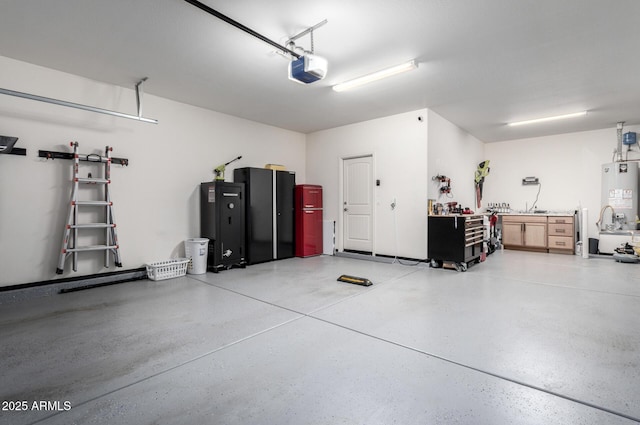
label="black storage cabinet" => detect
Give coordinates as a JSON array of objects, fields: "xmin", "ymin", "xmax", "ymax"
[
  {"xmin": 233, "ymin": 167, "xmax": 295, "ymax": 264},
  {"xmin": 427, "ymin": 215, "xmax": 484, "ymax": 272},
  {"xmin": 275, "ymin": 170, "xmax": 295, "ymax": 259},
  {"xmin": 200, "ymin": 181, "xmax": 246, "ymax": 272}
]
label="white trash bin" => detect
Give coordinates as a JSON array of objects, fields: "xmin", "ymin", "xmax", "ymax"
[{"xmin": 185, "ymin": 238, "xmax": 209, "ymax": 274}]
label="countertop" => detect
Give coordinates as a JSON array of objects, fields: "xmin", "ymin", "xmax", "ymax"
[
  {"xmin": 428, "ymin": 211, "xmax": 577, "ymax": 217},
  {"xmin": 496, "ymin": 211, "xmax": 576, "ymax": 216}
]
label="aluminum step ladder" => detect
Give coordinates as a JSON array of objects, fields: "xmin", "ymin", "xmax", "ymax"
[{"xmin": 56, "ymin": 142, "xmax": 122, "ymax": 274}]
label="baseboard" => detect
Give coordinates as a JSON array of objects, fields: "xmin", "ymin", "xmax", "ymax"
[
  {"xmin": 336, "ymin": 251, "xmax": 425, "ymax": 265},
  {"xmin": 0, "ymin": 268, "xmax": 147, "ymax": 304}
]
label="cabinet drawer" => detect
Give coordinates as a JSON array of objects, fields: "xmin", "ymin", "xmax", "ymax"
[
  {"xmin": 548, "ymin": 216, "xmax": 573, "ymax": 225},
  {"xmin": 548, "ymin": 236, "xmax": 572, "ymax": 249},
  {"xmin": 465, "ymin": 228, "xmax": 484, "ymax": 246},
  {"xmin": 502, "ymin": 215, "xmax": 547, "ymax": 223},
  {"xmin": 548, "ymin": 223, "xmax": 573, "ymax": 236},
  {"xmin": 464, "ymin": 215, "xmax": 483, "ymax": 226}
]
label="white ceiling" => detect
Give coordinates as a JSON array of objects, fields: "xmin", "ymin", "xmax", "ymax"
[{"xmin": 0, "ymin": 0, "xmax": 638, "ymax": 142}]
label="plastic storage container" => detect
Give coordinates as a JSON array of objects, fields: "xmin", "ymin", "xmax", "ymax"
[{"xmin": 185, "ymin": 238, "xmax": 209, "ymax": 274}]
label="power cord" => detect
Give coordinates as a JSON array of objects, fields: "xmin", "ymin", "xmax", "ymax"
[{"xmin": 391, "ymin": 198, "xmax": 422, "ymax": 266}]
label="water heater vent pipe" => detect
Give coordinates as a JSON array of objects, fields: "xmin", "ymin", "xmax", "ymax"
[{"xmin": 616, "ymin": 121, "xmax": 624, "ymax": 162}]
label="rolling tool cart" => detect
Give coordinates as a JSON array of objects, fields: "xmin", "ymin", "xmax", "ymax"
[{"xmin": 428, "ymin": 215, "xmax": 484, "ymax": 272}]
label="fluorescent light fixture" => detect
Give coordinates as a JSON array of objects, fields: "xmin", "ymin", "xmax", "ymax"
[
  {"xmin": 508, "ymin": 111, "xmax": 587, "ymax": 127},
  {"xmin": 332, "ymin": 60, "xmax": 417, "ymax": 92}
]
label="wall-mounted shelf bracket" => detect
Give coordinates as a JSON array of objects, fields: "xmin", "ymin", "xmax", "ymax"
[{"xmin": 39, "ymin": 149, "xmax": 129, "ymax": 166}]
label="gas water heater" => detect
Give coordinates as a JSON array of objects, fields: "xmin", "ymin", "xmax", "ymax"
[{"xmin": 601, "ymin": 162, "xmax": 639, "ymax": 231}]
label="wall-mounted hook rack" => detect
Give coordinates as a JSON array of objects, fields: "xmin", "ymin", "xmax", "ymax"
[
  {"xmin": 38, "ymin": 149, "xmax": 129, "ymax": 166},
  {"xmin": 4, "ymin": 148, "xmax": 27, "ymax": 156},
  {"xmin": 0, "ymin": 136, "xmax": 26, "ymax": 156}
]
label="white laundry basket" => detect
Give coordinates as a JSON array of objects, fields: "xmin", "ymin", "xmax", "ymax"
[
  {"xmin": 184, "ymin": 238, "xmax": 209, "ymax": 274},
  {"xmin": 146, "ymin": 258, "xmax": 190, "ymax": 281}
]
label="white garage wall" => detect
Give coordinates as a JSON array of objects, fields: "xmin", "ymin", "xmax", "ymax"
[
  {"xmin": 306, "ymin": 110, "xmax": 429, "ymax": 259},
  {"xmin": 0, "ymin": 56, "xmax": 305, "ymax": 287},
  {"xmin": 305, "ymin": 108, "xmax": 484, "ymax": 260},
  {"xmin": 427, "ymin": 110, "xmax": 485, "ymax": 211},
  {"xmin": 4, "ymin": 57, "xmax": 630, "ymax": 287},
  {"xmin": 483, "ymin": 125, "xmax": 640, "ymax": 241}
]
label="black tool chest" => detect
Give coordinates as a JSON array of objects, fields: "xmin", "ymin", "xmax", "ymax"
[{"xmin": 427, "ymin": 215, "xmax": 485, "ymax": 271}]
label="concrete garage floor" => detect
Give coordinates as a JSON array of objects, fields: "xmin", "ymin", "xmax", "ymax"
[{"xmin": 1, "ymin": 250, "xmax": 639, "ymax": 424}]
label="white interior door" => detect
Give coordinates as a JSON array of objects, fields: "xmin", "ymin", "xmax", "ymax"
[{"xmin": 343, "ymin": 155, "xmax": 373, "ymax": 252}]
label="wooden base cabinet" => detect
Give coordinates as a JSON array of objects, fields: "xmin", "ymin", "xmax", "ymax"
[
  {"xmin": 502, "ymin": 215, "xmax": 547, "ymax": 251},
  {"xmin": 547, "ymin": 216, "xmax": 574, "ymax": 254},
  {"xmin": 502, "ymin": 214, "xmax": 575, "ymax": 254}
]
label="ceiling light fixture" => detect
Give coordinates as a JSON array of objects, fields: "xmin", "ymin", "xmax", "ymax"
[
  {"xmin": 332, "ymin": 60, "xmax": 417, "ymax": 92},
  {"xmin": 507, "ymin": 111, "xmax": 587, "ymax": 127}
]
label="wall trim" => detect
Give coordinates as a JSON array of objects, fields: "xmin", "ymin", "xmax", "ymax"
[{"xmin": 0, "ymin": 268, "xmax": 147, "ymax": 304}]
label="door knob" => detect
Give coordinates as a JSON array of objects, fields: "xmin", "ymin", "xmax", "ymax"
[{"xmin": 344, "ymin": 207, "xmax": 348, "ymax": 212}]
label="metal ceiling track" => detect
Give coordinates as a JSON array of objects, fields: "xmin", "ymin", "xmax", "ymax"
[
  {"xmin": 286, "ymin": 19, "xmax": 328, "ymax": 56},
  {"xmin": 287, "ymin": 19, "xmax": 328, "ymax": 46},
  {"xmin": 0, "ymin": 78, "xmax": 158, "ymax": 124},
  {"xmin": 183, "ymin": 0, "xmax": 301, "ymax": 58}
]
